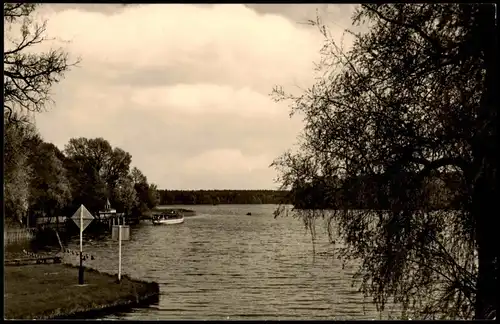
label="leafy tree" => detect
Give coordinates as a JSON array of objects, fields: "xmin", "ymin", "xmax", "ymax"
[
  {"xmin": 128, "ymin": 167, "xmax": 159, "ymax": 213},
  {"xmin": 130, "ymin": 167, "xmax": 147, "ymax": 185},
  {"xmin": 3, "ymin": 114, "xmax": 39, "ymax": 226},
  {"xmin": 147, "ymin": 183, "xmax": 160, "ymax": 209},
  {"xmin": 132, "ymin": 182, "xmax": 159, "ymax": 214},
  {"xmin": 27, "ymin": 142, "xmax": 72, "ymax": 221},
  {"xmin": 64, "ymin": 138, "xmax": 113, "ymax": 175},
  {"xmin": 3, "ymin": 3, "xmax": 78, "ymax": 121},
  {"xmin": 63, "ymin": 138, "xmax": 109, "ymax": 213},
  {"xmin": 104, "ymin": 147, "xmax": 132, "ymax": 192},
  {"xmin": 112, "ymin": 175, "xmax": 138, "ymax": 215},
  {"xmin": 63, "ymin": 138, "xmax": 136, "ymax": 215},
  {"xmin": 64, "ymin": 159, "xmax": 108, "ymax": 216},
  {"xmin": 272, "ymin": 4, "xmax": 496, "ymax": 320},
  {"xmin": 3, "ymin": 3, "xmax": 78, "ymax": 230}
]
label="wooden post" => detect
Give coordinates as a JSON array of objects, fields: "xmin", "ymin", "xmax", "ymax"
[{"xmin": 55, "ymin": 230, "xmax": 64, "ymax": 251}]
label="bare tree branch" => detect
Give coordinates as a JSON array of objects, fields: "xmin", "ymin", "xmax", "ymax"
[{"xmin": 3, "ymin": 3, "xmax": 80, "ymax": 120}]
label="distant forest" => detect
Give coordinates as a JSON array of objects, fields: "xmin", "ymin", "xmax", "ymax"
[
  {"xmin": 157, "ymin": 190, "xmax": 290, "ymax": 205},
  {"xmin": 158, "ymin": 172, "xmax": 459, "ymax": 209}
]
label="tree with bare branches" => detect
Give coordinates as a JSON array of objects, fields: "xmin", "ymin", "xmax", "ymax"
[
  {"xmin": 272, "ymin": 4, "xmax": 497, "ymax": 320},
  {"xmin": 3, "ymin": 3, "xmax": 78, "ymax": 121}
]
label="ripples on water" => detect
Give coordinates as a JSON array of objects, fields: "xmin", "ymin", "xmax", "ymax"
[{"xmin": 63, "ymin": 204, "xmax": 391, "ymax": 320}]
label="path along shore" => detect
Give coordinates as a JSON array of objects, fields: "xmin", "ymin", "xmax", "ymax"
[{"xmin": 4, "ymin": 262, "xmax": 159, "ymax": 319}]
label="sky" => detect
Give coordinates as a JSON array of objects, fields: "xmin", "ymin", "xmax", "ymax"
[{"xmin": 23, "ymin": 4, "xmax": 358, "ymax": 190}]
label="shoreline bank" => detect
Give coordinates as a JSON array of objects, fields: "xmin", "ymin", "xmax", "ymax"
[{"xmin": 4, "ymin": 263, "xmax": 159, "ymax": 319}]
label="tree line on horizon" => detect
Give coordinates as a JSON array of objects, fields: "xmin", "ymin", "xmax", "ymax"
[
  {"xmin": 157, "ymin": 189, "xmax": 290, "ymax": 205},
  {"xmin": 157, "ymin": 175, "xmax": 458, "ymax": 208}
]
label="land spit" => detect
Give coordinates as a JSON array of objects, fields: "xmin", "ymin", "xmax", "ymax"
[{"xmin": 4, "ymin": 263, "xmax": 159, "ymax": 319}]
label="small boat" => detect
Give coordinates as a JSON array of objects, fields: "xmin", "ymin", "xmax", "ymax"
[{"xmin": 151, "ymin": 210, "xmax": 184, "ymax": 225}]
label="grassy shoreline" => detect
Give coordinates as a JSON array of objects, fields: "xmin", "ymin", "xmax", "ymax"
[{"xmin": 4, "ymin": 263, "xmax": 159, "ymax": 319}]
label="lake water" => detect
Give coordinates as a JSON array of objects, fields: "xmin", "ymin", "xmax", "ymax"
[{"xmin": 63, "ymin": 204, "xmax": 392, "ymax": 320}]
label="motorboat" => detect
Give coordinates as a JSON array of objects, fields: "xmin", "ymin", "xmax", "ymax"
[{"xmin": 151, "ymin": 210, "xmax": 184, "ymax": 225}]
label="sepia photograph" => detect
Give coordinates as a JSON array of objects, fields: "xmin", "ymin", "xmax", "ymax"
[{"xmin": 3, "ymin": 3, "xmax": 497, "ymax": 321}]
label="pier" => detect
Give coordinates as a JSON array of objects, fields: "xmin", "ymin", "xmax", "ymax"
[{"xmin": 96, "ymin": 199, "xmax": 128, "ymax": 229}]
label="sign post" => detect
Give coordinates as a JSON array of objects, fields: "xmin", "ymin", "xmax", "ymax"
[
  {"xmin": 112, "ymin": 219, "xmax": 129, "ymax": 283},
  {"xmin": 71, "ymin": 204, "xmax": 94, "ymax": 285},
  {"xmin": 79, "ymin": 211, "xmax": 83, "ymax": 284},
  {"xmin": 118, "ymin": 224, "xmax": 122, "ymax": 281}
]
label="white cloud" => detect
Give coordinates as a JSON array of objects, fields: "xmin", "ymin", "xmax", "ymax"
[
  {"xmin": 185, "ymin": 149, "xmax": 270, "ymax": 175},
  {"xmin": 21, "ymin": 4, "xmax": 356, "ymax": 189},
  {"xmin": 129, "ymin": 84, "xmax": 283, "ymax": 118},
  {"xmin": 41, "ymin": 4, "xmax": 322, "ymax": 87}
]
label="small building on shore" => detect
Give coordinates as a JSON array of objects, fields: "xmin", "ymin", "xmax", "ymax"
[
  {"xmin": 98, "ymin": 199, "xmax": 125, "ymax": 228},
  {"xmin": 98, "ymin": 199, "xmax": 116, "ymax": 218}
]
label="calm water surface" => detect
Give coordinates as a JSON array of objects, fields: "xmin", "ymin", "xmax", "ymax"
[{"xmin": 63, "ymin": 204, "xmax": 391, "ymax": 320}]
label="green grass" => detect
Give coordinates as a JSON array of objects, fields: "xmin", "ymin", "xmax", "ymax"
[{"xmin": 4, "ymin": 263, "xmax": 159, "ymax": 319}]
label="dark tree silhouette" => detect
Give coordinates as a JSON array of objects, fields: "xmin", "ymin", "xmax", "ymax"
[
  {"xmin": 3, "ymin": 3, "xmax": 78, "ymax": 226},
  {"xmin": 28, "ymin": 141, "xmax": 72, "ymax": 220},
  {"xmin": 3, "ymin": 113, "xmax": 40, "ymax": 224},
  {"xmin": 3, "ymin": 3, "xmax": 78, "ymax": 121},
  {"xmin": 272, "ymin": 4, "xmax": 497, "ymax": 320},
  {"xmin": 157, "ymin": 189, "xmax": 289, "ymax": 205},
  {"xmin": 64, "ymin": 138, "xmax": 133, "ymax": 214}
]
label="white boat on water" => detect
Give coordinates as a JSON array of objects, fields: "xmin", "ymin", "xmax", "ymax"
[{"xmin": 152, "ymin": 211, "xmax": 184, "ymax": 225}]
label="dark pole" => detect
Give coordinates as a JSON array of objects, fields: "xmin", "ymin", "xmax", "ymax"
[{"xmin": 79, "ymin": 251, "xmax": 84, "ymax": 284}]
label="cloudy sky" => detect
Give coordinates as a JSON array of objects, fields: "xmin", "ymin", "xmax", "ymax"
[{"xmin": 26, "ymin": 4, "xmax": 357, "ymax": 190}]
